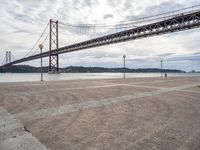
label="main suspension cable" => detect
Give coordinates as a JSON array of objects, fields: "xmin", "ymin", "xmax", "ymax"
[{"xmin": 23, "ymin": 22, "xmax": 50, "ymax": 58}]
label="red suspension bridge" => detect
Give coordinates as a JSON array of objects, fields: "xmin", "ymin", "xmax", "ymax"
[{"xmin": 1, "ymin": 5, "xmax": 200, "ymax": 72}]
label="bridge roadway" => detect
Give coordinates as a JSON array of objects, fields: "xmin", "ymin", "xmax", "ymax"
[
  {"xmin": 0, "ymin": 76, "xmax": 200, "ymax": 149},
  {"xmin": 2, "ymin": 9, "xmax": 200, "ymax": 67}
]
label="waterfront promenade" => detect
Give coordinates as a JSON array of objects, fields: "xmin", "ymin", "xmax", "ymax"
[{"xmin": 0, "ymin": 76, "xmax": 200, "ymax": 150}]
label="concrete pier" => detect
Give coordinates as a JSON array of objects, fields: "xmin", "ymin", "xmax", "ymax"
[{"xmin": 0, "ymin": 76, "xmax": 200, "ymax": 150}]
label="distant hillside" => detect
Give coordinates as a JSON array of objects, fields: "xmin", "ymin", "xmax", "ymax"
[
  {"xmin": 0, "ymin": 65, "xmax": 48, "ymax": 73},
  {"xmin": 0, "ymin": 65, "xmax": 185, "ymax": 73},
  {"xmin": 65, "ymin": 66, "xmax": 185, "ymax": 73}
]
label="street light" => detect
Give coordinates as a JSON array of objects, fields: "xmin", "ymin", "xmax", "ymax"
[
  {"xmin": 161, "ymin": 60, "xmax": 163, "ymax": 77},
  {"xmin": 39, "ymin": 44, "xmax": 44, "ymax": 82},
  {"xmin": 123, "ymin": 55, "xmax": 126, "ymax": 79}
]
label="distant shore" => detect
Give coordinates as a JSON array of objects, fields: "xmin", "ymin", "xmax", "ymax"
[{"xmin": 0, "ymin": 65, "xmax": 186, "ymax": 73}]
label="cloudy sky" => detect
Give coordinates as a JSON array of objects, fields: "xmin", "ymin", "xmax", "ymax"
[{"xmin": 0, "ymin": 0, "xmax": 200, "ymax": 71}]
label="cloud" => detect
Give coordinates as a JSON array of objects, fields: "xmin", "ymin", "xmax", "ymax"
[
  {"xmin": 193, "ymin": 52, "xmax": 200, "ymax": 55},
  {"xmin": 157, "ymin": 53, "xmax": 175, "ymax": 57},
  {"xmin": 103, "ymin": 14, "xmax": 114, "ymax": 21},
  {"xmin": 167, "ymin": 55, "xmax": 200, "ymax": 62},
  {"xmin": 143, "ymin": 1, "xmax": 184, "ymax": 15},
  {"xmin": 0, "ymin": 0, "xmax": 200, "ymax": 71}
]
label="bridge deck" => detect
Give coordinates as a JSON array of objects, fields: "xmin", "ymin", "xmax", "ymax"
[{"xmin": 0, "ymin": 76, "xmax": 200, "ymax": 150}]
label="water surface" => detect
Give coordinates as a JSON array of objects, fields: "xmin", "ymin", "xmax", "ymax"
[{"xmin": 0, "ymin": 73, "xmax": 200, "ymax": 83}]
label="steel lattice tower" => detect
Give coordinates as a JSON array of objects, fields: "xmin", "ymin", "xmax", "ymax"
[{"xmin": 49, "ymin": 19, "xmax": 59, "ymax": 73}]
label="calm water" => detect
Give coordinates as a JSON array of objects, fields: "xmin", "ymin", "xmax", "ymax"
[{"xmin": 0, "ymin": 73, "xmax": 200, "ymax": 83}]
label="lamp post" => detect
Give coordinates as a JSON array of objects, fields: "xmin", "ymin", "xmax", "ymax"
[
  {"xmin": 39, "ymin": 44, "xmax": 44, "ymax": 82},
  {"xmin": 123, "ymin": 55, "xmax": 126, "ymax": 79},
  {"xmin": 161, "ymin": 60, "xmax": 163, "ymax": 77}
]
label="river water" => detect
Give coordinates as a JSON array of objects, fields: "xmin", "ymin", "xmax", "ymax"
[{"xmin": 0, "ymin": 73, "xmax": 200, "ymax": 83}]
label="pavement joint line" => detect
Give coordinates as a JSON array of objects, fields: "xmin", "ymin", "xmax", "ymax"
[
  {"xmin": 93, "ymin": 78, "xmax": 190, "ymax": 85},
  {"xmin": 13, "ymin": 83, "xmax": 200, "ymax": 123},
  {"xmin": 91, "ymin": 78, "xmax": 197, "ymax": 89},
  {"xmin": 93, "ymin": 82, "xmax": 166, "ymax": 90},
  {"xmin": 0, "ymin": 79, "xmax": 116, "ymax": 86},
  {"xmin": 1, "ymin": 83, "xmax": 129, "ymax": 95},
  {"xmin": 119, "ymin": 84, "xmax": 167, "ymax": 89},
  {"xmin": 1, "ymin": 78, "xmax": 187, "ymax": 96},
  {"xmin": 1, "ymin": 82, "xmax": 164, "ymax": 96},
  {"xmin": 0, "ymin": 106, "xmax": 47, "ymax": 150},
  {"xmin": 177, "ymin": 89, "xmax": 200, "ymax": 94}
]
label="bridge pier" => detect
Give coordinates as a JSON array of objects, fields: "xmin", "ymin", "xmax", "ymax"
[{"xmin": 49, "ymin": 19, "xmax": 59, "ymax": 74}]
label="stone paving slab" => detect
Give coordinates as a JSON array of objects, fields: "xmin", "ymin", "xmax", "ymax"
[{"xmin": 0, "ymin": 107, "xmax": 47, "ymax": 150}]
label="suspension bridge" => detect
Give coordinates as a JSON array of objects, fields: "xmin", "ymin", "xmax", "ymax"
[{"xmin": 1, "ymin": 5, "xmax": 200, "ymax": 73}]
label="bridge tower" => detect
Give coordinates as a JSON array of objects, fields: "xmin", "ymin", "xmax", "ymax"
[
  {"xmin": 6, "ymin": 51, "xmax": 11, "ymax": 64},
  {"xmin": 49, "ymin": 19, "xmax": 59, "ymax": 73}
]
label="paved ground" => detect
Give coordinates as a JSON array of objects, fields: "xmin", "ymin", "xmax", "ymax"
[{"xmin": 0, "ymin": 76, "xmax": 200, "ymax": 150}]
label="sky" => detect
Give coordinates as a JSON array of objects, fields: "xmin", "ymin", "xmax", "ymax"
[{"xmin": 0, "ymin": 0, "xmax": 200, "ymax": 72}]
